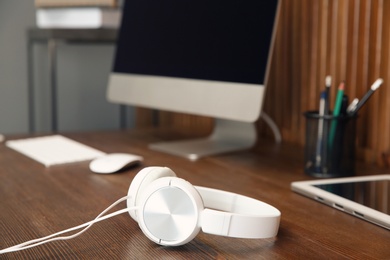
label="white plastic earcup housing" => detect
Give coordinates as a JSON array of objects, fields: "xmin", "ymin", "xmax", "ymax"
[
  {"xmin": 127, "ymin": 167, "xmax": 176, "ymax": 221},
  {"xmin": 137, "ymin": 177, "xmax": 203, "ymax": 246}
]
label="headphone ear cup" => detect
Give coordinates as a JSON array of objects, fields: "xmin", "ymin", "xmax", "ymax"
[
  {"xmin": 127, "ymin": 167, "xmax": 176, "ymax": 221},
  {"xmin": 137, "ymin": 177, "xmax": 203, "ymax": 246}
]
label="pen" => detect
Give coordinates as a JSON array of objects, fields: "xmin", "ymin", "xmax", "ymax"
[
  {"xmin": 325, "ymin": 76, "xmax": 332, "ymax": 115},
  {"xmin": 350, "ymin": 78, "xmax": 383, "ymax": 115},
  {"xmin": 315, "ymin": 91, "xmax": 327, "ymax": 168}
]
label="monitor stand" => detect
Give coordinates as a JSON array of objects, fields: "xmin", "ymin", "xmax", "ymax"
[{"xmin": 149, "ymin": 112, "xmax": 281, "ymax": 161}]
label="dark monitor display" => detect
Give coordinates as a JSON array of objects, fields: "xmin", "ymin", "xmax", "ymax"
[
  {"xmin": 107, "ymin": 0, "xmax": 280, "ymax": 159},
  {"xmin": 113, "ymin": 0, "xmax": 277, "ymax": 85}
]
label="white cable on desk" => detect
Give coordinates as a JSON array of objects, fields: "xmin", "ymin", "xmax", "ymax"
[
  {"xmin": 0, "ymin": 196, "xmax": 136, "ymax": 254},
  {"xmin": 260, "ymin": 112, "xmax": 282, "ymax": 143}
]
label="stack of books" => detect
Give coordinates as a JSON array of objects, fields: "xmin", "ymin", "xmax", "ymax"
[{"xmin": 35, "ymin": 0, "xmax": 122, "ymax": 29}]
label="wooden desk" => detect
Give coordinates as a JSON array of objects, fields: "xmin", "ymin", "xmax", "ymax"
[{"xmin": 0, "ymin": 129, "xmax": 389, "ymax": 259}]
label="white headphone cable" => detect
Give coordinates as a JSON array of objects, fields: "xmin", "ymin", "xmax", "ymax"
[{"xmin": 0, "ymin": 195, "xmax": 136, "ymax": 254}]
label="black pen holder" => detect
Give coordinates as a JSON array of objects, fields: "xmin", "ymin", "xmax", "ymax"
[{"xmin": 304, "ymin": 111, "xmax": 357, "ymax": 178}]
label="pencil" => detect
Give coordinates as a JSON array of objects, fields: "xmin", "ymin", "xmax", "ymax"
[
  {"xmin": 333, "ymin": 82, "xmax": 345, "ymax": 117},
  {"xmin": 328, "ymin": 81, "xmax": 345, "ymax": 151}
]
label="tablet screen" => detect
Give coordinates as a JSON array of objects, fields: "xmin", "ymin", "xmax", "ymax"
[{"xmin": 314, "ymin": 180, "xmax": 390, "ymax": 214}]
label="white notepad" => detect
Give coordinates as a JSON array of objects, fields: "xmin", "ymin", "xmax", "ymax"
[{"xmin": 6, "ymin": 135, "xmax": 106, "ymax": 167}]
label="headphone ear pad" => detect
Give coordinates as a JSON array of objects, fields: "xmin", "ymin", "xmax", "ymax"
[
  {"xmin": 137, "ymin": 177, "xmax": 203, "ymax": 246},
  {"xmin": 127, "ymin": 167, "xmax": 176, "ymax": 221}
]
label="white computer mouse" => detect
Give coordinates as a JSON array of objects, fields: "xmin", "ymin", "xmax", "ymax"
[{"xmin": 89, "ymin": 153, "xmax": 143, "ymax": 174}]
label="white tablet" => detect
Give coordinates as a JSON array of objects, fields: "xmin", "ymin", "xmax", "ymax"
[{"xmin": 291, "ymin": 175, "xmax": 390, "ymax": 230}]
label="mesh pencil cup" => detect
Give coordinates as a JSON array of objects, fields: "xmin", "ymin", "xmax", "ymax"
[{"xmin": 304, "ymin": 111, "xmax": 357, "ymax": 178}]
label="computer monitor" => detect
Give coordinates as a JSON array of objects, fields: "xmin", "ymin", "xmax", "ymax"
[{"xmin": 107, "ymin": 0, "xmax": 280, "ymax": 160}]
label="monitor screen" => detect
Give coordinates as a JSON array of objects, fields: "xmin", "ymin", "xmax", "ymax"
[
  {"xmin": 108, "ymin": 0, "xmax": 279, "ymax": 122},
  {"xmin": 107, "ymin": 0, "xmax": 280, "ymax": 159},
  {"xmin": 113, "ymin": 0, "xmax": 277, "ymax": 85}
]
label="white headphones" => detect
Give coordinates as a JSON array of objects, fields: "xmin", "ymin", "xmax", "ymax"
[{"xmin": 127, "ymin": 167, "xmax": 281, "ymax": 246}]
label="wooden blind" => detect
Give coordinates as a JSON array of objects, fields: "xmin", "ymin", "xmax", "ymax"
[{"xmin": 137, "ymin": 0, "xmax": 390, "ymax": 167}]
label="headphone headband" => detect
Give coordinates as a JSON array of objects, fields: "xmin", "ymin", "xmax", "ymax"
[{"xmin": 196, "ymin": 186, "xmax": 280, "ymax": 238}]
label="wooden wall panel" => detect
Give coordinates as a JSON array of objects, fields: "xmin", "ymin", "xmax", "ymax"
[
  {"xmin": 137, "ymin": 0, "xmax": 390, "ymax": 167},
  {"xmin": 262, "ymin": 0, "xmax": 390, "ymax": 166}
]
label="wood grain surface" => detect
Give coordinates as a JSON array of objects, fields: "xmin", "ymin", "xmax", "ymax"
[{"xmin": 1, "ymin": 129, "xmax": 389, "ymax": 259}]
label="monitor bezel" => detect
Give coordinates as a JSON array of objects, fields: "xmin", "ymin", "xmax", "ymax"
[{"xmin": 107, "ymin": 0, "xmax": 280, "ymax": 123}]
